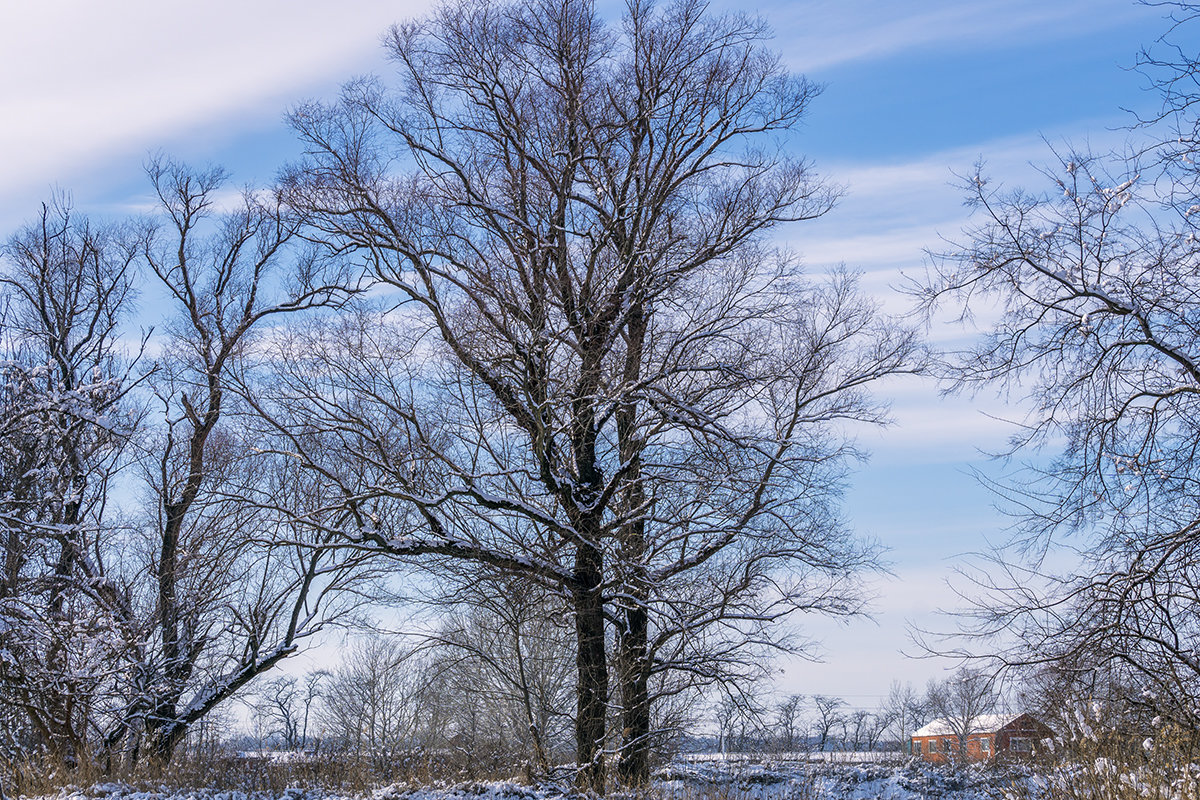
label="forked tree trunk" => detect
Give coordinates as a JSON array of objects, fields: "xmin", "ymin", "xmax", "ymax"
[
  {"xmin": 617, "ymin": 603, "xmax": 651, "ymax": 785},
  {"xmin": 616, "ymin": 297, "xmax": 652, "ymax": 786},
  {"xmin": 574, "ymin": 541, "xmax": 608, "ymax": 792}
]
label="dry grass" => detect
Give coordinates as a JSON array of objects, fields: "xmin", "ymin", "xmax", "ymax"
[
  {"xmin": 997, "ymin": 724, "xmax": 1200, "ymax": 800},
  {"xmin": 0, "ymin": 748, "xmax": 535, "ymax": 799}
]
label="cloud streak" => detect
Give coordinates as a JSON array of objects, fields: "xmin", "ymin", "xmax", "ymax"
[
  {"xmin": 0, "ymin": 0, "xmax": 429, "ymax": 207},
  {"xmin": 741, "ymin": 0, "xmax": 1156, "ymax": 74}
]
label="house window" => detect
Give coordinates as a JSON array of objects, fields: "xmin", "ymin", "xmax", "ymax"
[
  {"xmin": 929, "ymin": 739, "xmax": 937, "ymax": 752},
  {"xmin": 1010, "ymin": 737, "xmax": 1031, "ymax": 753},
  {"xmin": 980, "ymin": 738, "xmax": 991, "ymax": 752}
]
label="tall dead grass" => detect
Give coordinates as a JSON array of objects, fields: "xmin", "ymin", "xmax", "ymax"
[
  {"xmin": 998, "ymin": 722, "xmax": 1200, "ymax": 800},
  {"xmin": 1, "ymin": 747, "xmax": 535, "ymax": 799}
]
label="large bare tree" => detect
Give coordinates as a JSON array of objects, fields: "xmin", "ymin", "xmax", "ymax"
[
  {"xmin": 267, "ymin": 0, "xmax": 920, "ymax": 788},
  {"xmin": 915, "ymin": 1, "xmax": 1200, "ymax": 737},
  {"xmin": 0, "ymin": 163, "xmax": 374, "ymax": 778},
  {"xmin": 0, "ymin": 199, "xmax": 143, "ymax": 769},
  {"xmin": 111, "ymin": 158, "xmax": 369, "ymax": 765}
]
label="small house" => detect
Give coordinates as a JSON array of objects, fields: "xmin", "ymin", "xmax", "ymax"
[{"xmin": 911, "ymin": 713, "xmax": 1053, "ymax": 763}]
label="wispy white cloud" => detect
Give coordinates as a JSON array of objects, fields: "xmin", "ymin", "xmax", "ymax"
[
  {"xmin": 837, "ymin": 372, "xmax": 1021, "ymax": 468},
  {"xmin": 775, "ymin": 562, "xmax": 981, "ymax": 701},
  {"xmin": 799, "ymin": 124, "xmax": 1137, "ymax": 253},
  {"xmin": 0, "ymin": 0, "xmax": 430, "ymax": 209},
  {"xmin": 742, "ymin": 0, "xmax": 1157, "ymax": 74},
  {"xmin": 772, "ymin": 132, "xmax": 1145, "ymax": 472},
  {"xmin": 783, "ymin": 124, "xmax": 1141, "ymax": 324}
]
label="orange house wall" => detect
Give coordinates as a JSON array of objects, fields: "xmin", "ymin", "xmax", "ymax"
[
  {"xmin": 912, "ymin": 715, "xmax": 1054, "ymax": 763},
  {"xmin": 911, "ymin": 733, "xmax": 995, "ymax": 763}
]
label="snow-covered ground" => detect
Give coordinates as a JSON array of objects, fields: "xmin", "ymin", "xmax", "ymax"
[
  {"xmin": 679, "ymin": 752, "xmax": 907, "ymax": 765},
  {"xmin": 21, "ymin": 760, "xmax": 1033, "ymax": 800},
  {"xmin": 657, "ymin": 759, "xmax": 1026, "ymax": 799}
]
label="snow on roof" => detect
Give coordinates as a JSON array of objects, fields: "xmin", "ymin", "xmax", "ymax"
[{"xmin": 912, "ymin": 713, "xmax": 1023, "ymax": 738}]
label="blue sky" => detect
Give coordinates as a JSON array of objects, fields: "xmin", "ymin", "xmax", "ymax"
[{"xmin": 0, "ymin": 0, "xmax": 1179, "ymax": 710}]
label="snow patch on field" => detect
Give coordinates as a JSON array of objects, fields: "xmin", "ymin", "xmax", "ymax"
[
  {"xmin": 24, "ymin": 761, "xmax": 1032, "ymax": 800},
  {"xmin": 657, "ymin": 760, "xmax": 1027, "ymax": 799}
]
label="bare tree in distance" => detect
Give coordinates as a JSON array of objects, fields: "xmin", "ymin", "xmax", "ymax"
[
  {"xmin": 250, "ymin": 671, "xmax": 329, "ymax": 751},
  {"xmin": 924, "ymin": 668, "xmax": 999, "ymax": 767},
  {"xmin": 882, "ymin": 680, "xmax": 927, "ymax": 754},
  {"xmin": 845, "ymin": 709, "xmax": 872, "ymax": 752},
  {"xmin": 422, "ymin": 570, "xmax": 575, "ymax": 780},
  {"xmin": 270, "ymin": 0, "xmax": 921, "ymax": 788},
  {"xmin": 775, "ymin": 694, "xmax": 805, "ymax": 752},
  {"xmin": 862, "ymin": 709, "xmax": 891, "ymax": 752},
  {"xmin": 317, "ymin": 635, "xmax": 431, "ymax": 774},
  {"xmin": 811, "ymin": 695, "xmax": 845, "ymax": 753},
  {"xmin": 713, "ymin": 692, "xmax": 770, "ymax": 754},
  {"xmin": 300, "ymin": 670, "xmax": 330, "ymax": 752}
]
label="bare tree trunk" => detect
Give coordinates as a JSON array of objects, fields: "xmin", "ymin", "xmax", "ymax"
[
  {"xmin": 574, "ymin": 541, "xmax": 608, "ymax": 792},
  {"xmin": 616, "ymin": 293, "xmax": 652, "ymax": 786},
  {"xmin": 512, "ymin": 615, "xmax": 552, "ymax": 779},
  {"xmin": 147, "ymin": 398, "xmax": 219, "ymax": 765},
  {"xmin": 616, "ymin": 603, "xmax": 650, "ymax": 785}
]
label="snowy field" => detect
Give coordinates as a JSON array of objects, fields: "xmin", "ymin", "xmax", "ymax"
[
  {"xmin": 656, "ymin": 759, "xmax": 1025, "ymax": 799},
  {"xmin": 22, "ymin": 759, "xmax": 1032, "ymax": 800},
  {"xmin": 678, "ymin": 752, "xmax": 907, "ymax": 765}
]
